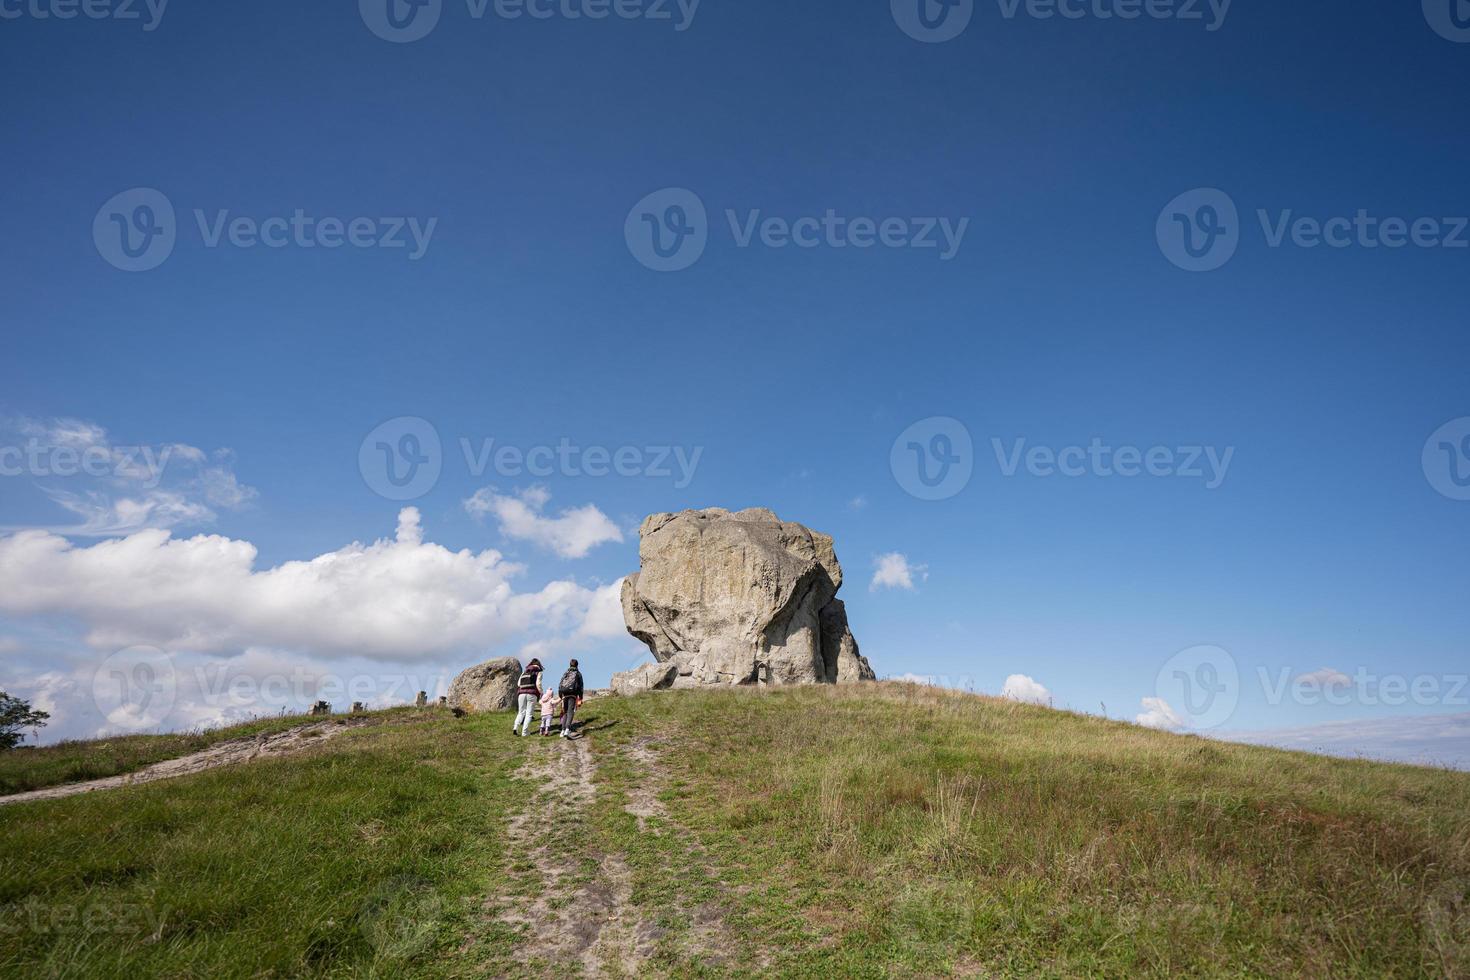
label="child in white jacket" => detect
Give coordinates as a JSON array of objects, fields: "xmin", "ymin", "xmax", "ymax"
[{"xmin": 538, "ymin": 686, "xmax": 560, "ymax": 736}]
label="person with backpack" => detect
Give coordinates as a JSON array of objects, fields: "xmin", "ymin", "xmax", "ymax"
[
  {"xmin": 513, "ymin": 658, "xmax": 543, "ymax": 736},
  {"xmin": 557, "ymin": 659, "xmax": 584, "ymax": 738}
]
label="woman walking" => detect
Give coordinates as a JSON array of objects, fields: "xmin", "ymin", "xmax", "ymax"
[{"xmin": 513, "ymin": 658, "xmax": 543, "ymax": 736}]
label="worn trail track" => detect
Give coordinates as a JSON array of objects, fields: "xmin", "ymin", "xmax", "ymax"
[
  {"xmin": 492, "ymin": 735, "xmax": 658, "ymax": 977},
  {"xmin": 0, "ymin": 719, "xmax": 372, "ymax": 807},
  {"xmin": 486, "ymin": 730, "xmax": 753, "ymax": 977}
]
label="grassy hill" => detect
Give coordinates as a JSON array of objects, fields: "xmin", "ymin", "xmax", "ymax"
[{"xmin": 1, "ymin": 683, "xmax": 1468, "ymax": 978}]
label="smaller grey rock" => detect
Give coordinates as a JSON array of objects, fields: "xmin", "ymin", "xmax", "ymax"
[
  {"xmin": 447, "ymin": 657, "xmax": 522, "ymax": 713},
  {"xmin": 610, "ymin": 661, "xmax": 679, "ymax": 696}
]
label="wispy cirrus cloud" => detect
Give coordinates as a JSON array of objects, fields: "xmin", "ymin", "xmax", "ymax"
[{"xmin": 0, "ymin": 416, "xmax": 257, "ymax": 536}]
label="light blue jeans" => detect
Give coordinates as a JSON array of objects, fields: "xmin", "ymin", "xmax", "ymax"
[{"xmin": 514, "ymin": 693, "xmax": 536, "ymax": 734}]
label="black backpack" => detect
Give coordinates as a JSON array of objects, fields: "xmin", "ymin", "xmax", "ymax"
[
  {"xmin": 517, "ymin": 670, "xmax": 536, "ymax": 689},
  {"xmin": 557, "ymin": 669, "xmax": 580, "ymax": 697}
]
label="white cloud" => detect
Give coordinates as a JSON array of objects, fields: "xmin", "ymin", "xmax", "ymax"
[
  {"xmin": 15, "ymin": 417, "xmax": 107, "ymax": 449},
  {"xmin": 576, "ymin": 579, "xmax": 628, "ymax": 640},
  {"xmin": 464, "ymin": 486, "xmax": 622, "ymax": 559},
  {"xmin": 200, "ymin": 453, "xmax": 257, "ymax": 509},
  {"xmin": 1295, "ymin": 667, "xmax": 1352, "ymax": 689},
  {"xmin": 1002, "ymin": 674, "xmax": 1052, "ymax": 706},
  {"xmin": 1136, "ymin": 697, "xmax": 1187, "ymax": 730},
  {"xmin": 848, "ymin": 495, "xmax": 868, "ymax": 511},
  {"xmin": 0, "ymin": 416, "xmax": 257, "ymax": 537},
  {"xmin": 0, "ymin": 507, "xmax": 608, "ymax": 662},
  {"xmin": 869, "ymin": 552, "xmax": 927, "ymax": 592}
]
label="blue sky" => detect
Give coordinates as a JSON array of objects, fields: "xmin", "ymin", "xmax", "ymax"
[{"xmin": 2, "ymin": 0, "xmax": 1469, "ymax": 765}]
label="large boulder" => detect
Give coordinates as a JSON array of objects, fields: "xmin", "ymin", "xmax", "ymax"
[
  {"xmin": 616, "ymin": 508, "xmax": 874, "ymax": 688},
  {"xmin": 447, "ymin": 657, "xmax": 521, "ymax": 713}
]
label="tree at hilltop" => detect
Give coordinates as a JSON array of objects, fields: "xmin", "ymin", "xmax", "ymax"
[{"xmin": 0, "ymin": 691, "xmax": 49, "ymax": 750}]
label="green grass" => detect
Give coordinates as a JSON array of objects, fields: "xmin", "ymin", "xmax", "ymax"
[{"xmin": 2, "ymin": 683, "xmax": 1468, "ymax": 978}]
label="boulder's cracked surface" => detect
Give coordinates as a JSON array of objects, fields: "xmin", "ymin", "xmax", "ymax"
[
  {"xmin": 616, "ymin": 508, "xmax": 874, "ymax": 689},
  {"xmin": 447, "ymin": 656, "xmax": 522, "ymax": 712}
]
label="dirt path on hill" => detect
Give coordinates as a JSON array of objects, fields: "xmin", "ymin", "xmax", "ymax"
[
  {"xmin": 0, "ymin": 719, "xmax": 373, "ymax": 807},
  {"xmin": 488, "ymin": 730, "xmax": 747, "ymax": 975},
  {"xmin": 491, "ymin": 736, "xmax": 657, "ymax": 977}
]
